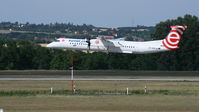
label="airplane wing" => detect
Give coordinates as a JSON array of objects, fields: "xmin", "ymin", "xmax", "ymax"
[{"xmin": 98, "ymin": 38, "xmax": 121, "ymax": 52}]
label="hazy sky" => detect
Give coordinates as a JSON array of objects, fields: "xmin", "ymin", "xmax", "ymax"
[{"xmin": 0, "ymin": 0, "xmax": 198, "ymax": 27}]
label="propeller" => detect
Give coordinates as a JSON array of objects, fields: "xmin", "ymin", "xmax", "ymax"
[{"xmin": 86, "ymin": 37, "xmax": 91, "ymax": 53}]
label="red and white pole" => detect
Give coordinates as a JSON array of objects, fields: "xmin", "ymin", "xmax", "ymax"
[{"xmin": 71, "ymin": 56, "xmax": 74, "ymax": 91}]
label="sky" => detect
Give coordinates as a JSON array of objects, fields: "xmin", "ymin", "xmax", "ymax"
[{"xmin": 0, "ymin": 0, "xmax": 198, "ymax": 27}]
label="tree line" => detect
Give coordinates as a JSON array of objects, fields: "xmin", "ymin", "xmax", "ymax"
[
  {"xmin": 0, "ymin": 21, "xmax": 153, "ymax": 43},
  {"xmin": 0, "ymin": 14, "xmax": 199, "ymax": 70},
  {"xmin": 0, "ymin": 40, "xmax": 160, "ymax": 70}
]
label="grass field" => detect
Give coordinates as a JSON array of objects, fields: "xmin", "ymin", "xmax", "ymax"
[
  {"xmin": 0, "ymin": 70, "xmax": 199, "ymax": 112},
  {"xmin": 1, "ymin": 70, "xmax": 199, "ymax": 78},
  {"xmin": 1, "ymin": 80, "xmax": 199, "ymax": 92},
  {"xmin": 0, "ymin": 80, "xmax": 199, "ymax": 112},
  {"xmin": 1, "ymin": 95, "xmax": 199, "ymax": 112}
]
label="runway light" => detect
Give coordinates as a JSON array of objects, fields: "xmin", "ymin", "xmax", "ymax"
[
  {"xmin": 0, "ymin": 109, "xmax": 3, "ymax": 112},
  {"xmin": 126, "ymin": 88, "xmax": 129, "ymax": 95},
  {"xmin": 50, "ymin": 87, "xmax": 53, "ymax": 94},
  {"xmin": 144, "ymin": 85, "xmax": 147, "ymax": 93}
]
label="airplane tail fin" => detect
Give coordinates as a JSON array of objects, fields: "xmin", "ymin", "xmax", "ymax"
[{"xmin": 162, "ymin": 26, "xmax": 187, "ymax": 50}]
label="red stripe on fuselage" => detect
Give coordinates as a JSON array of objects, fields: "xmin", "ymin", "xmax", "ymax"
[
  {"xmin": 178, "ymin": 28, "xmax": 184, "ymax": 33},
  {"xmin": 162, "ymin": 40, "xmax": 174, "ymax": 50},
  {"xmin": 170, "ymin": 30, "xmax": 182, "ymax": 38},
  {"xmin": 165, "ymin": 37, "xmax": 179, "ymax": 46}
]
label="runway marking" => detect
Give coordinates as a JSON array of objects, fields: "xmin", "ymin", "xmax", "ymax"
[{"xmin": 1, "ymin": 78, "xmax": 199, "ymax": 81}]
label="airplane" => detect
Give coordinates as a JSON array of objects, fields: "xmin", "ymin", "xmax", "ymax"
[{"xmin": 47, "ymin": 25, "xmax": 187, "ymax": 54}]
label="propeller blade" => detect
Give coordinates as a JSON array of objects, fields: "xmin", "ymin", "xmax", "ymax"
[{"xmin": 86, "ymin": 37, "xmax": 91, "ymax": 51}]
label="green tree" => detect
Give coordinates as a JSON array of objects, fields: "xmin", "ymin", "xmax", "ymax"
[
  {"xmin": 154, "ymin": 14, "xmax": 199, "ymax": 70},
  {"xmin": 32, "ymin": 46, "xmax": 52, "ymax": 69},
  {"xmin": 50, "ymin": 50, "xmax": 70, "ymax": 70}
]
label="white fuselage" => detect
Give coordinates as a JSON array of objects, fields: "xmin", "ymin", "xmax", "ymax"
[
  {"xmin": 47, "ymin": 38, "xmax": 169, "ymax": 54},
  {"xmin": 47, "ymin": 26, "xmax": 187, "ymax": 54}
]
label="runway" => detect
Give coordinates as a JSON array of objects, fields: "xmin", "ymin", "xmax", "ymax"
[{"xmin": 1, "ymin": 78, "xmax": 199, "ymax": 81}]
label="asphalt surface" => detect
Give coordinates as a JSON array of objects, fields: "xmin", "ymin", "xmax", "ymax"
[{"xmin": 1, "ymin": 78, "xmax": 199, "ymax": 81}]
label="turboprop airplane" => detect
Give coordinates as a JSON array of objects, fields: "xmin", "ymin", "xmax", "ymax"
[{"xmin": 47, "ymin": 26, "xmax": 187, "ymax": 54}]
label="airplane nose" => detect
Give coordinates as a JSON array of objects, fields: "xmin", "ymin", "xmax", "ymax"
[{"xmin": 47, "ymin": 43, "xmax": 53, "ymax": 48}]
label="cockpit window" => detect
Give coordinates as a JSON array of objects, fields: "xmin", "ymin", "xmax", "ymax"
[{"xmin": 54, "ymin": 40, "xmax": 60, "ymax": 42}]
